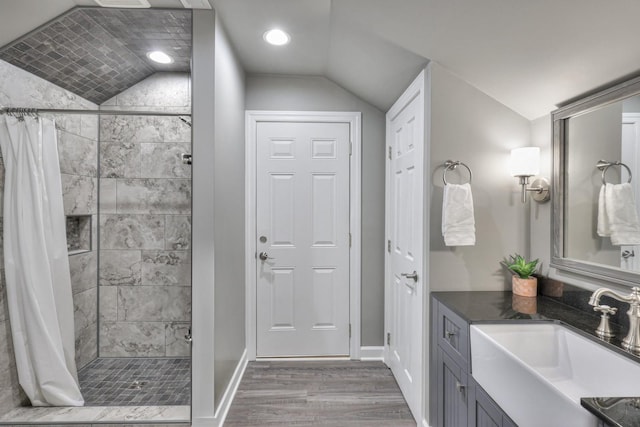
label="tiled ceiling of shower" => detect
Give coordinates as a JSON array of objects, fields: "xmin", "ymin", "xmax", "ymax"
[{"xmin": 0, "ymin": 7, "xmax": 191, "ymax": 104}]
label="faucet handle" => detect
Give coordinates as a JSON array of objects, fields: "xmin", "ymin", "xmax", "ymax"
[
  {"xmin": 593, "ymin": 305, "xmax": 617, "ymax": 339},
  {"xmin": 593, "ymin": 305, "xmax": 618, "ymax": 315}
]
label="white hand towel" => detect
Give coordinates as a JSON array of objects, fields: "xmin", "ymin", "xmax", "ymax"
[
  {"xmin": 597, "ymin": 184, "xmax": 610, "ymax": 237},
  {"xmin": 442, "ymin": 183, "xmax": 476, "ymax": 246},
  {"xmin": 604, "ymin": 183, "xmax": 640, "ymax": 245}
]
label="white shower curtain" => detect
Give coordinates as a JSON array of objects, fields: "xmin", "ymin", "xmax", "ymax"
[{"xmin": 0, "ymin": 115, "xmax": 84, "ymax": 406}]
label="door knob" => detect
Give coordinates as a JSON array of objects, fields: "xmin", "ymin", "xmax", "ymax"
[
  {"xmin": 401, "ymin": 270, "xmax": 418, "ymax": 282},
  {"xmin": 259, "ymin": 251, "xmax": 274, "ymax": 261}
]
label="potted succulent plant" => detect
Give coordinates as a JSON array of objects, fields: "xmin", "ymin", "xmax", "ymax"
[{"xmin": 505, "ymin": 254, "xmax": 539, "ymax": 297}]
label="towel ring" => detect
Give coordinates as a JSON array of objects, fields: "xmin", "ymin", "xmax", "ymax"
[
  {"xmin": 596, "ymin": 160, "xmax": 632, "ymax": 185},
  {"xmin": 443, "ymin": 160, "xmax": 472, "ymax": 185}
]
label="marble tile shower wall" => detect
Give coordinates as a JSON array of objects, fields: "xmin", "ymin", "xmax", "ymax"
[
  {"xmin": 0, "ymin": 59, "xmax": 99, "ymax": 413},
  {"xmin": 98, "ymin": 73, "xmax": 192, "ymax": 358},
  {"xmin": 60, "ymin": 115, "xmax": 99, "ymax": 371}
]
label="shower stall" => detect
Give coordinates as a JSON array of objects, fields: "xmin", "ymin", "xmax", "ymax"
[{"xmin": 0, "ymin": 6, "xmax": 193, "ymax": 423}]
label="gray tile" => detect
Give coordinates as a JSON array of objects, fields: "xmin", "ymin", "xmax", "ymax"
[
  {"xmin": 78, "ymin": 357, "xmax": 190, "ymax": 406},
  {"xmin": 165, "ymin": 323, "xmax": 191, "ymax": 357},
  {"xmin": 100, "ymin": 115, "xmax": 190, "ymax": 144},
  {"xmin": 141, "ymin": 250, "xmax": 191, "ymax": 287},
  {"xmin": 141, "ymin": 141, "xmax": 191, "ymax": 178},
  {"xmin": 99, "ymin": 285, "xmax": 118, "ymax": 323},
  {"xmin": 165, "ymin": 215, "xmax": 191, "ymax": 250},
  {"xmin": 0, "ymin": 59, "xmax": 96, "ymax": 111},
  {"xmin": 69, "ymin": 250, "xmax": 97, "ymax": 294},
  {"xmin": 54, "ymin": 114, "xmax": 83, "ymax": 138},
  {"xmin": 0, "ymin": 7, "xmax": 193, "ymax": 104},
  {"xmin": 75, "ymin": 321, "xmax": 97, "ymax": 370},
  {"xmin": 100, "ymin": 140, "xmax": 141, "ymax": 178},
  {"xmin": 99, "ymin": 178, "xmax": 117, "ymax": 214},
  {"xmin": 91, "ymin": 214, "xmax": 98, "ymax": 251},
  {"xmin": 61, "ymin": 174, "xmax": 97, "ymax": 215},
  {"xmin": 100, "ymin": 214, "xmax": 165, "ymax": 250},
  {"xmin": 109, "ymin": 73, "xmax": 191, "ymax": 109},
  {"xmin": 99, "ymin": 250, "xmax": 141, "ymax": 287},
  {"xmin": 0, "ymin": 269, "xmax": 6, "ymax": 323},
  {"xmin": 0, "ymin": 318, "xmax": 23, "ymax": 415},
  {"xmin": 80, "ymin": 114, "xmax": 98, "ymax": 141},
  {"xmin": 73, "ymin": 287, "xmax": 97, "ymax": 334},
  {"xmin": 57, "ymin": 130, "xmax": 97, "ymax": 177},
  {"xmin": 117, "ymin": 286, "xmax": 190, "ymax": 322},
  {"xmin": 116, "ymin": 178, "xmax": 191, "ymax": 214},
  {"xmin": 99, "ymin": 322, "xmax": 165, "ymax": 357}
]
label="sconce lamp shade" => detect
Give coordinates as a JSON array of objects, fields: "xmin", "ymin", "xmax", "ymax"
[{"xmin": 510, "ymin": 147, "xmax": 540, "ymax": 177}]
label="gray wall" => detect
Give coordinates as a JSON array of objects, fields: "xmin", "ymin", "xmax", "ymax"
[
  {"xmin": 245, "ymin": 74, "xmax": 386, "ymax": 347},
  {"xmin": 564, "ymin": 102, "xmax": 622, "ymax": 265},
  {"xmin": 213, "ymin": 13, "xmax": 247, "ymax": 408},
  {"xmin": 530, "ymin": 115, "xmax": 552, "ymax": 276},
  {"xmin": 0, "ymin": 58, "xmax": 98, "ymax": 412},
  {"xmin": 428, "ymin": 63, "xmax": 532, "ymax": 292},
  {"xmin": 191, "ymin": 9, "xmax": 216, "ymax": 421},
  {"xmin": 98, "ymin": 73, "xmax": 192, "ymax": 358}
]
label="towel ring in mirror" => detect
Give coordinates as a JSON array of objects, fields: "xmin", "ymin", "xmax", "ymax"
[
  {"xmin": 443, "ymin": 160, "xmax": 472, "ymax": 185},
  {"xmin": 596, "ymin": 160, "xmax": 632, "ymax": 185}
]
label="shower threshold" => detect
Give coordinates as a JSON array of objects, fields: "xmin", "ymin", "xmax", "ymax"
[{"xmin": 0, "ymin": 405, "xmax": 190, "ymax": 424}]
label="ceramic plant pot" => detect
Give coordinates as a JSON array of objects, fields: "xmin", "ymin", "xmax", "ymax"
[{"xmin": 512, "ymin": 275, "xmax": 538, "ymax": 297}]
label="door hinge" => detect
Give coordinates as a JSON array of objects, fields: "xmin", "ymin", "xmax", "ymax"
[
  {"xmin": 349, "ymin": 141, "xmax": 353, "ymax": 156},
  {"xmin": 349, "ymin": 324, "xmax": 352, "ymax": 339},
  {"xmin": 349, "ymin": 233, "xmax": 352, "ymax": 247},
  {"xmin": 388, "ymin": 146, "xmax": 392, "ymax": 160},
  {"xmin": 387, "ymin": 240, "xmax": 391, "ymax": 253},
  {"xmin": 387, "ymin": 332, "xmax": 391, "ymax": 346}
]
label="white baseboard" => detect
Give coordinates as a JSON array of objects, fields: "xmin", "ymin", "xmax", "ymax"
[
  {"xmin": 359, "ymin": 346, "xmax": 384, "ymax": 361},
  {"xmin": 192, "ymin": 348, "xmax": 248, "ymax": 427}
]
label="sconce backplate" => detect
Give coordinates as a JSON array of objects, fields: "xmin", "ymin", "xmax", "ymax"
[{"xmin": 531, "ymin": 177, "xmax": 551, "ymax": 203}]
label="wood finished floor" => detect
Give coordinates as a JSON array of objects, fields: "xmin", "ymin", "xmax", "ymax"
[{"xmin": 224, "ymin": 360, "xmax": 416, "ymax": 426}]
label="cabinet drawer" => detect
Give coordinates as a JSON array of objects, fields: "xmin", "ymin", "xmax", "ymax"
[{"xmin": 437, "ymin": 302, "xmax": 469, "ymax": 367}]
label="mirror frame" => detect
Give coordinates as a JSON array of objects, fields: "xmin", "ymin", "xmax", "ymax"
[{"xmin": 552, "ymin": 74, "xmax": 640, "ymax": 287}]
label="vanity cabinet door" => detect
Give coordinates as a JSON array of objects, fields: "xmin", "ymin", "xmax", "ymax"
[
  {"xmin": 437, "ymin": 348, "xmax": 468, "ymax": 427},
  {"xmin": 469, "ymin": 377, "xmax": 518, "ymax": 427},
  {"xmin": 437, "ymin": 302, "xmax": 469, "ymax": 367}
]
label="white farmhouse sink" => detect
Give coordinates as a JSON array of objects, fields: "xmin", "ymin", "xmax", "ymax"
[{"xmin": 470, "ymin": 323, "xmax": 640, "ymax": 427}]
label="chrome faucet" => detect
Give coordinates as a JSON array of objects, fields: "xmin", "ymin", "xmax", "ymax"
[{"xmin": 589, "ymin": 287, "xmax": 640, "ymax": 354}]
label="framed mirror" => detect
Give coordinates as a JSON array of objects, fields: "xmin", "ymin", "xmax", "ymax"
[{"xmin": 552, "ymin": 75, "xmax": 640, "ymax": 287}]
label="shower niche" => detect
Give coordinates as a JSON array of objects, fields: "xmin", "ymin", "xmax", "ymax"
[{"xmin": 66, "ymin": 215, "xmax": 91, "ymax": 255}]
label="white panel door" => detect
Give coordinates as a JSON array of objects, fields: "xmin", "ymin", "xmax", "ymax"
[
  {"xmin": 256, "ymin": 121, "xmax": 351, "ymax": 357},
  {"xmin": 386, "ymin": 73, "xmax": 424, "ymax": 421}
]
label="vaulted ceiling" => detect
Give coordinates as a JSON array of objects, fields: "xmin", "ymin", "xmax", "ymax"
[{"xmin": 2, "ymin": 0, "xmax": 640, "ymax": 119}]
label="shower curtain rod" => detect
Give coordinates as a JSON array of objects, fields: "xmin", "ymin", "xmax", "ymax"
[{"xmin": 0, "ymin": 107, "xmax": 191, "ymax": 117}]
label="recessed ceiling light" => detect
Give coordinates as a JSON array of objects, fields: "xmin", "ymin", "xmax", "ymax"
[
  {"xmin": 147, "ymin": 51, "xmax": 174, "ymax": 64},
  {"xmin": 263, "ymin": 29, "xmax": 290, "ymax": 46}
]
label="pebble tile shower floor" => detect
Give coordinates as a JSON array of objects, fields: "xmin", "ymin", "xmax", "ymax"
[{"xmin": 77, "ymin": 357, "xmax": 190, "ymax": 406}]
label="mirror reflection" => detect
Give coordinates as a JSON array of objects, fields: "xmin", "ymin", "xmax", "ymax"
[{"xmin": 565, "ymin": 94, "xmax": 640, "ymax": 271}]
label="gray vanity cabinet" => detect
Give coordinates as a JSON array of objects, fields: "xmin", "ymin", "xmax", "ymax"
[
  {"xmin": 468, "ymin": 377, "xmax": 518, "ymax": 427},
  {"xmin": 432, "ymin": 297, "xmax": 517, "ymax": 427},
  {"xmin": 437, "ymin": 347, "xmax": 468, "ymax": 426}
]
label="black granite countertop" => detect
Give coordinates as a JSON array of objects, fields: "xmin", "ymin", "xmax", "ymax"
[
  {"xmin": 581, "ymin": 398, "xmax": 640, "ymax": 427},
  {"xmin": 431, "ymin": 290, "xmax": 640, "ymax": 427}
]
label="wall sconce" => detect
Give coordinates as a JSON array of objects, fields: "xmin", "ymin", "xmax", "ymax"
[{"xmin": 510, "ymin": 147, "xmax": 550, "ymax": 203}]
